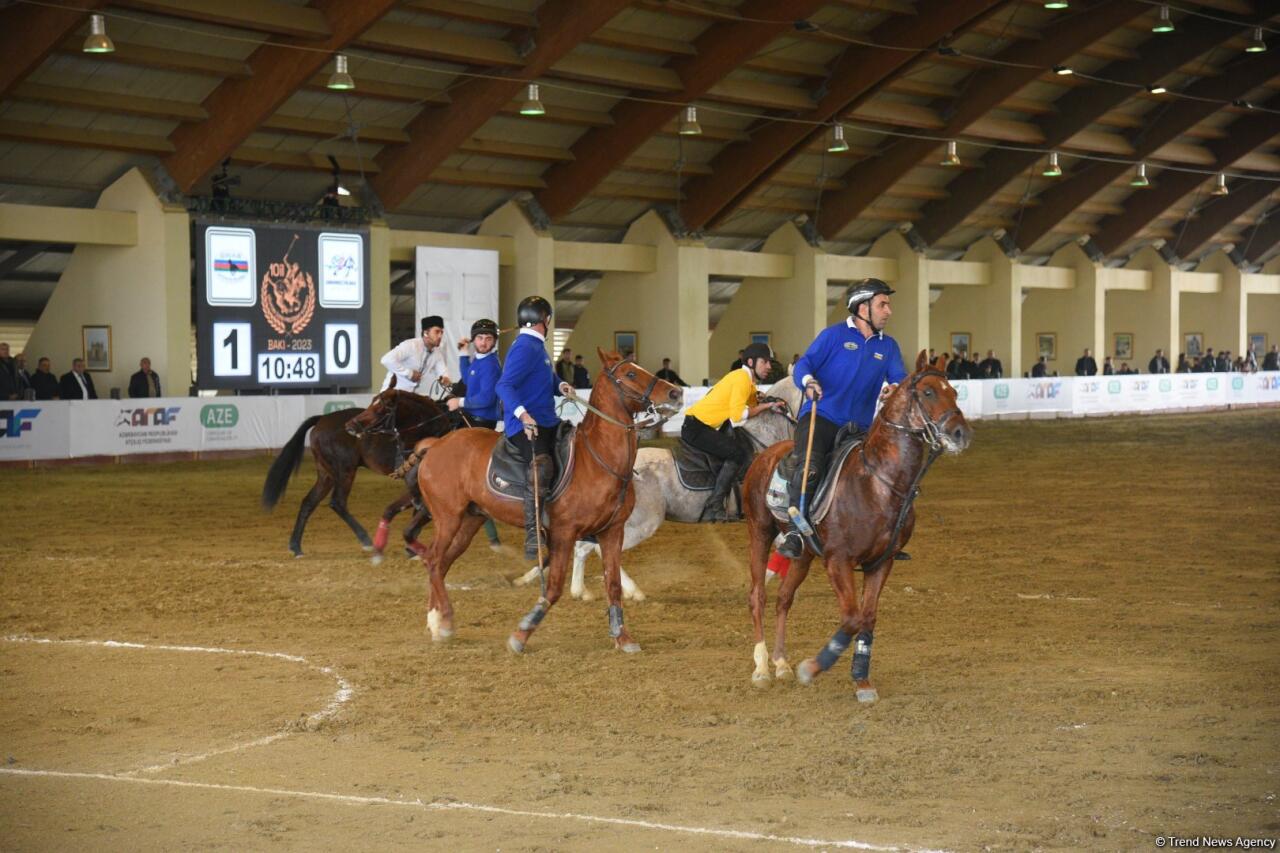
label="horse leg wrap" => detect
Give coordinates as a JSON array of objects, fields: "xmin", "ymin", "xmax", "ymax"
[
  {"xmin": 519, "ymin": 599, "xmax": 549, "ymax": 632},
  {"xmin": 373, "ymin": 520, "xmax": 390, "ymax": 552},
  {"xmin": 608, "ymin": 604, "xmax": 625, "ymax": 638},
  {"xmin": 814, "ymin": 629, "xmax": 853, "ymax": 673},
  {"xmin": 851, "ymin": 631, "xmax": 874, "ymax": 682}
]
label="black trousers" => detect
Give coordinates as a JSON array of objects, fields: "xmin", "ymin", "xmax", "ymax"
[
  {"xmin": 507, "ymin": 427, "xmax": 557, "ymax": 465},
  {"xmin": 681, "ymin": 417, "xmax": 750, "ymax": 466},
  {"xmin": 787, "ymin": 411, "xmax": 841, "ymax": 508},
  {"xmin": 459, "ymin": 414, "xmax": 497, "ymax": 431}
]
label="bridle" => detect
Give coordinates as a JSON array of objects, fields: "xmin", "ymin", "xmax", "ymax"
[
  {"xmin": 877, "ymin": 369, "xmax": 962, "ymax": 453},
  {"xmin": 352, "ymin": 392, "xmax": 453, "ymax": 460}
]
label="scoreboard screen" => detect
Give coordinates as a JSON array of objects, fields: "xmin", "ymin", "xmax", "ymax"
[{"xmin": 194, "ymin": 220, "xmax": 371, "ymax": 390}]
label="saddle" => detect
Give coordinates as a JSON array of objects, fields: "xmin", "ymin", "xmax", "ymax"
[
  {"xmin": 486, "ymin": 422, "xmax": 578, "ymax": 501},
  {"xmin": 673, "ymin": 425, "xmax": 756, "ymax": 491},
  {"xmin": 766, "ymin": 426, "xmax": 865, "ymax": 526}
]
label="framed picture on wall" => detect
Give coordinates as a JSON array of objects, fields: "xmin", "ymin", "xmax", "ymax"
[
  {"xmin": 1248, "ymin": 332, "xmax": 1266, "ymax": 356},
  {"xmin": 749, "ymin": 332, "xmax": 771, "ymax": 348},
  {"xmin": 1185, "ymin": 332, "xmax": 1204, "ymax": 359},
  {"xmin": 950, "ymin": 332, "xmax": 971, "ymax": 356},
  {"xmin": 1037, "ymin": 332, "xmax": 1056, "ymax": 361},
  {"xmin": 613, "ymin": 331, "xmax": 638, "ymax": 360},
  {"xmin": 1114, "ymin": 332, "xmax": 1134, "ymax": 361},
  {"xmin": 82, "ymin": 325, "xmax": 112, "ymax": 372}
]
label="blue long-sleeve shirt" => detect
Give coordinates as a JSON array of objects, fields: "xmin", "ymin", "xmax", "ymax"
[
  {"xmin": 497, "ymin": 329, "xmax": 561, "ymax": 437},
  {"xmin": 458, "ymin": 352, "xmax": 501, "ymax": 421},
  {"xmin": 793, "ymin": 318, "xmax": 907, "ymax": 430}
]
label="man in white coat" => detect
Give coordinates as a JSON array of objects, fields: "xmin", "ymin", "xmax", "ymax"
[{"xmin": 381, "ymin": 315, "xmax": 452, "ymax": 394}]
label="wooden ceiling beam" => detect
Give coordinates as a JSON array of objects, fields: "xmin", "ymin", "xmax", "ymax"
[
  {"xmin": 1234, "ymin": 204, "xmax": 1280, "ymax": 265},
  {"xmin": 0, "ymin": 0, "xmax": 104, "ymax": 96},
  {"xmin": 56, "ymin": 35, "xmax": 252, "ymax": 77},
  {"xmin": 370, "ymin": 0, "xmax": 631, "ymax": 211},
  {"xmin": 163, "ymin": 0, "xmax": 400, "ymax": 192},
  {"xmin": 1165, "ymin": 179, "xmax": 1275, "ymax": 259},
  {"xmin": 112, "ymin": 0, "xmax": 331, "ymax": 40},
  {"xmin": 679, "ymin": 0, "xmax": 1006, "ymax": 232},
  {"xmin": 536, "ymin": 0, "xmax": 827, "ymax": 220},
  {"xmin": 1014, "ymin": 50, "xmax": 1280, "ymax": 251},
  {"xmin": 913, "ymin": 15, "xmax": 1264, "ymax": 246}
]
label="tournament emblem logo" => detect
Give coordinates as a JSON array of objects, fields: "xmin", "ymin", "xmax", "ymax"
[
  {"xmin": 262, "ymin": 234, "xmax": 316, "ymax": 336},
  {"xmin": 843, "ymin": 341, "xmax": 858, "ymax": 351}
]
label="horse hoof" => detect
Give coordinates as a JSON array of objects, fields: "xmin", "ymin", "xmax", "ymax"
[
  {"xmin": 617, "ymin": 641, "xmax": 642, "ymax": 654},
  {"xmin": 507, "ymin": 634, "xmax": 525, "ymax": 654},
  {"xmin": 370, "ymin": 553, "xmax": 384, "ymax": 567},
  {"xmin": 751, "ymin": 670, "xmax": 771, "ymax": 688},
  {"xmin": 774, "ymin": 660, "xmax": 794, "ymax": 681},
  {"xmin": 361, "ymin": 544, "xmax": 374, "ymax": 553},
  {"xmin": 855, "ymin": 685, "xmax": 878, "ymax": 703},
  {"xmin": 578, "ymin": 589, "xmax": 595, "ymax": 602},
  {"xmin": 796, "ymin": 659, "xmax": 818, "ymax": 686},
  {"xmin": 292, "ymin": 552, "xmax": 304, "ymax": 559},
  {"xmin": 488, "ymin": 541, "xmax": 504, "ymax": 553},
  {"xmin": 432, "ymin": 628, "xmax": 454, "ymax": 643},
  {"xmin": 626, "ymin": 590, "xmax": 646, "ymax": 602}
]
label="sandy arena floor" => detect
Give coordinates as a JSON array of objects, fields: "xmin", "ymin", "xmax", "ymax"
[{"xmin": 1, "ymin": 409, "xmax": 1278, "ymax": 851}]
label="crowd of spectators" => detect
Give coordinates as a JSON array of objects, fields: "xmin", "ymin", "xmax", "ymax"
[{"xmin": 0, "ymin": 343, "xmax": 164, "ymax": 400}]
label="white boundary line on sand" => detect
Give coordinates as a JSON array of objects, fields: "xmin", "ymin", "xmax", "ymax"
[
  {"xmin": 2, "ymin": 635, "xmax": 354, "ymax": 776},
  {"xmin": 0, "ymin": 768, "xmax": 945, "ymax": 851},
  {"xmin": 2, "ymin": 635, "xmax": 946, "ymax": 852}
]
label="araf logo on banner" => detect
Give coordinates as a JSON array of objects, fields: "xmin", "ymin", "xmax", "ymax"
[
  {"xmin": 1, "ymin": 408, "xmax": 39, "ymax": 438},
  {"xmin": 1027, "ymin": 380, "xmax": 1063, "ymax": 400},
  {"xmin": 115, "ymin": 407, "xmax": 181, "ymax": 427}
]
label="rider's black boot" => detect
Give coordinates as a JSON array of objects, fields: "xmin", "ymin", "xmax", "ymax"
[{"xmin": 699, "ymin": 459, "xmax": 740, "ymax": 523}]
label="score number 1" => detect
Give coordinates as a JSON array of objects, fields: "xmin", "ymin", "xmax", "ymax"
[{"xmin": 212, "ymin": 321, "xmax": 252, "ymax": 377}]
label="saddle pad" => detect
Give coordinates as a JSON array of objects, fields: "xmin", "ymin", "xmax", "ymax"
[
  {"xmin": 766, "ymin": 437, "xmax": 862, "ymax": 527},
  {"xmin": 486, "ymin": 422, "xmax": 577, "ymax": 502},
  {"xmin": 673, "ymin": 442, "xmax": 717, "ymax": 491}
]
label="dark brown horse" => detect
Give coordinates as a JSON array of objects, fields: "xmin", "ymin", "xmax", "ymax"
[
  {"xmin": 741, "ymin": 351, "xmax": 972, "ymax": 701},
  {"xmin": 261, "ymin": 390, "xmax": 453, "ymax": 558},
  {"xmin": 409, "ymin": 349, "xmax": 681, "ymax": 650}
]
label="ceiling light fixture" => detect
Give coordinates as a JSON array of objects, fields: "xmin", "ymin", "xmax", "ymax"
[
  {"xmin": 679, "ymin": 105, "xmax": 702, "ymax": 136},
  {"xmin": 940, "ymin": 140, "xmax": 961, "ymax": 167},
  {"xmin": 1053, "ymin": 64, "xmax": 1073, "ymax": 76},
  {"xmin": 1152, "ymin": 5, "xmax": 1174, "ymax": 33},
  {"xmin": 827, "ymin": 124, "xmax": 850, "ymax": 153},
  {"xmin": 1146, "ymin": 84, "xmax": 1167, "ymax": 95},
  {"xmin": 519, "ymin": 83, "xmax": 545, "ymax": 116},
  {"xmin": 1130, "ymin": 162, "xmax": 1150, "ymax": 188},
  {"xmin": 1209, "ymin": 173, "xmax": 1229, "ymax": 196},
  {"xmin": 1246, "ymin": 27, "xmax": 1267, "ymax": 53},
  {"xmin": 327, "ymin": 55, "xmax": 355, "ymax": 91},
  {"xmin": 1043, "ymin": 1, "xmax": 1069, "ymax": 8},
  {"xmin": 83, "ymin": 13, "xmax": 115, "ymax": 53},
  {"xmin": 1043, "ymin": 151, "xmax": 1062, "ymax": 178}
]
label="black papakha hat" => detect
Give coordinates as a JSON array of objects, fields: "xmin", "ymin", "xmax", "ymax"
[{"xmin": 421, "ymin": 315, "xmax": 444, "ymax": 331}]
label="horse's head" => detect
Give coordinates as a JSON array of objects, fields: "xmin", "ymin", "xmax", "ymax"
[
  {"xmin": 740, "ymin": 383, "xmax": 796, "ymax": 448},
  {"xmin": 595, "ymin": 348, "xmax": 683, "ymax": 418},
  {"xmin": 345, "ymin": 388, "xmax": 399, "ymax": 438},
  {"xmin": 879, "ymin": 351, "xmax": 973, "ymax": 453}
]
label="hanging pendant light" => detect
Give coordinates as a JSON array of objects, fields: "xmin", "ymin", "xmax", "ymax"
[
  {"xmin": 1130, "ymin": 162, "xmax": 1150, "ymax": 188},
  {"xmin": 1042, "ymin": 151, "xmax": 1062, "ymax": 178},
  {"xmin": 1246, "ymin": 27, "xmax": 1267, "ymax": 53},
  {"xmin": 1209, "ymin": 173, "xmax": 1229, "ymax": 196},
  {"xmin": 327, "ymin": 55, "xmax": 355, "ymax": 91},
  {"xmin": 827, "ymin": 124, "xmax": 849, "ymax": 153},
  {"xmin": 1152, "ymin": 5, "xmax": 1174, "ymax": 33},
  {"xmin": 940, "ymin": 140, "xmax": 961, "ymax": 167},
  {"xmin": 519, "ymin": 83, "xmax": 545, "ymax": 116},
  {"xmin": 1043, "ymin": 1, "xmax": 1069, "ymax": 8},
  {"xmin": 679, "ymin": 106, "xmax": 702, "ymax": 136},
  {"xmin": 83, "ymin": 13, "xmax": 115, "ymax": 54}
]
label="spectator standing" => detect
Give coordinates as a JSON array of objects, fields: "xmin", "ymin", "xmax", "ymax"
[
  {"xmin": 1216, "ymin": 350, "xmax": 1231, "ymax": 372},
  {"xmin": 31, "ymin": 357, "xmax": 59, "ymax": 399},
  {"xmin": 1244, "ymin": 348, "xmax": 1258, "ymax": 373},
  {"xmin": 0, "ymin": 342, "xmax": 16, "ymax": 400},
  {"xmin": 1199, "ymin": 348, "xmax": 1215, "ymax": 372},
  {"xmin": 128, "ymin": 357, "xmax": 162, "ymax": 397},
  {"xmin": 1031, "ymin": 356, "xmax": 1048, "ymax": 378},
  {"xmin": 1263, "ymin": 345, "xmax": 1279, "ymax": 371},
  {"xmin": 13, "ymin": 353, "xmax": 32, "ymax": 398},
  {"xmin": 1148, "ymin": 348, "xmax": 1170, "ymax": 374},
  {"xmin": 572, "ymin": 354, "xmax": 591, "ymax": 390},
  {"xmin": 59, "ymin": 358, "xmax": 98, "ymax": 399},
  {"xmin": 946, "ymin": 352, "xmax": 964, "ymax": 380},
  {"xmin": 1074, "ymin": 348, "xmax": 1098, "ymax": 376},
  {"xmin": 979, "ymin": 349, "xmax": 1003, "ymax": 379},
  {"xmin": 1176, "ymin": 353, "xmax": 1190, "ymax": 373},
  {"xmin": 1102, "ymin": 356, "xmax": 1115, "ymax": 376},
  {"xmin": 655, "ymin": 357, "xmax": 687, "ymax": 387},
  {"xmin": 555, "ymin": 348, "xmax": 574, "ymax": 385}
]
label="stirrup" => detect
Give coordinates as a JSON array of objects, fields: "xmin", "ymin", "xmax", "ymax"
[{"xmin": 777, "ymin": 531, "xmax": 804, "ymax": 559}]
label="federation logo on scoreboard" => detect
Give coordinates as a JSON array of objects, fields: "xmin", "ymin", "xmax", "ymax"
[
  {"xmin": 205, "ymin": 226, "xmax": 256, "ymax": 306},
  {"xmin": 262, "ymin": 234, "xmax": 317, "ymax": 336}
]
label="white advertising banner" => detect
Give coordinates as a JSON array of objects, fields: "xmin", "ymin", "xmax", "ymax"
[
  {"xmin": 984, "ymin": 377, "xmax": 1072, "ymax": 416},
  {"xmin": 1254, "ymin": 371, "xmax": 1280, "ymax": 405},
  {"xmin": 69, "ymin": 398, "xmax": 202, "ymax": 457},
  {"xmin": 194, "ymin": 398, "xmax": 281, "ymax": 452},
  {"xmin": 0, "ymin": 401, "xmax": 71, "ymax": 461},
  {"xmin": 951, "ymin": 379, "xmax": 983, "ymax": 420}
]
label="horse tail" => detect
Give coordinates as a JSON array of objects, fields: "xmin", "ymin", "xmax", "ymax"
[{"xmin": 262, "ymin": 414, "xmax": 323, "ymax": 510}]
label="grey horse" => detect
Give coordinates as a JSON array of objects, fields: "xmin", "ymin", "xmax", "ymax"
[{"xmin": 514, "ymin": 379, "xmax": 802, "ymax": 599}]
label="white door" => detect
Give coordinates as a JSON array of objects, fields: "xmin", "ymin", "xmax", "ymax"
[{"xmin": 415, "ymin": 247, "xmax": 500, "ymax": 383}]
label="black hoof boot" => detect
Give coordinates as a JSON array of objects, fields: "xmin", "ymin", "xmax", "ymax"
[{"xmin": 778, "ymin": 531, "xmax": 804, "ymax": 559}]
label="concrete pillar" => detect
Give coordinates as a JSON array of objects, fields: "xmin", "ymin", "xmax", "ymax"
[
  {"xmin": 934, "ymin": 237, "xmax": 1019, "ymax": 372},
  {"xmin": 567, "ymin": 210, "xmax": 709, "ymax": 380},
  {"xmin": 24, "ymin": 168, "xmax": 190, "ymax": 397},
  {"xmin": 1193, "ymin": 250, "xmax": 1245, "ymax": 358},
  {"xmin": 868, "ymin": 231, "xmax": 927, "ymax": 361},
  {"xmin": 709, "ymin": 222, "xmax": 825, "ymax": 375},
  {"xmin": 367, "ymin": 221, "xmax": 391, "ymax": 393},
  {"xmin": 478, "ymin": 201, "xmax": 555, "ymax": 332},
  {"xmin": 1038, "ymin": 242, "xmax": 1104, "ymax": 374},
  {"xmin": 1113, "ymin": 247, "xmax": 1177, "ymax": 370}
]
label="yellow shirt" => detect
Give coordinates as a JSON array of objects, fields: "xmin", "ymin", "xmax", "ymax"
[{"xmin": 686, "ymin": 367, "xmax": 757, "ymax": 429}]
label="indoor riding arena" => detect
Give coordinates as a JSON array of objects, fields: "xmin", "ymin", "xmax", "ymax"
[{"xmin": 2, "ymin": 1, "xmax": 1279, "ymax": 850}]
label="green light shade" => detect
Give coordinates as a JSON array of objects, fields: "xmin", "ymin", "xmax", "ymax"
[
  {"xmin": 1130, "ymin": 163, "xmax": 1149, "ymax": 188},
  {"xmin": 327, "ymin": 55, "xmax": 354, "ymax": 91},
  {"xmin": 1042, "ymin": 152, "xmax": 1062, "ymax": 178},
  {"xmin": 678, "ymin": 105, "xmax": 702, "ymax": 136},
  {"xmin": 1043, "ymin": 1, "xmax": 1068, "ymax": 8},
  {"xmin": 827, "ymin": 124, "xmax": 850, "ymax": 153},
  {"xmin": 82, "ymin": 14, "xmax": 114, "ymax": 53},
  {"xmin": 519, "ymin": 83, "xmax": 545, "ymax": 116},
  {"xmin": 1246, "ymin": 28, "xmax": 1266, "ymax": 53},
  {"xmin": 1152, "ymin": 5, "xmax": 1174, "ymax": 33}
]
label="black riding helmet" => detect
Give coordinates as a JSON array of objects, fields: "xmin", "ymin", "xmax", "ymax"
[
  {"xmin": 470, "ymin": 318, "xmax": 499, "ymax": 338},
  {"xmin": 516, "ymin": 295, "xmax": 553, "ymax": 327},
  {"xmin": 845, "ymin": 278, "xmax": 895, "ymax": 314},
  {"xmin": 742, "ymin": 342, "xmax": 773, "ymax": 365}
]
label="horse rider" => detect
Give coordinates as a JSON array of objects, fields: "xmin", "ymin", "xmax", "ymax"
[
  {"xmin": 680, "ymin": 342, "xmax": 785, "ymax": 522},
  {"xmin": 448, "ymin": 318, "xmax": 502, "ymax": 430},
  {"xmin": 778, "ymin": 278, "xmax": 907, "ymax": 559},
  {"xmin": 380, "ymin": 315, "xmax": 452, "ymax": 395},
  {"xmin": 496, "ymin": 296, "xmax": 576, "ymax": 561}
]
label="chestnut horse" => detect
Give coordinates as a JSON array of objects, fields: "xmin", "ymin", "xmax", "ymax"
[
  {"xmin": 409, "ymin": 349, "xmax": 681, "ymax": 652},
  {"xmin": 261, "ymin": 391, "xmax": 452, "ymax": 557},
  {"xmin": 740, "ymin": 351, "xmax": 972, "ymax": 701}
]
